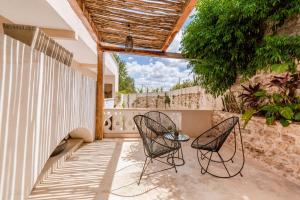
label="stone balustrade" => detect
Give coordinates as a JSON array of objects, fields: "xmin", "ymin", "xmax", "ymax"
[
  {"xmin": 104, "ymin": 109, "xmax": 182, "ymax": 135},
  {"xmin": 104, "ymin": 98, "xmax": 115, "ymax": 108},
  {"xmin": 103, "ymin": 109, "xmax": 213, "ymax": 138}
]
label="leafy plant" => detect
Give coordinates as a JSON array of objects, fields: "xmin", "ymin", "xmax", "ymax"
[
  {"xmin": 241, "ymin": 73, "xmax": 300, "ymax": 127},
  {"xmin": 295, "ymin": 112, "xmax": 300, "ymax": 121},
  {"xmin": 252, "ymin": 36, "xmax": 300, "ymax": 72},
  {"xmin": 239, "ymin": 83, "xmax": 266, "ymax": 109},
  {"xmin": 271, "ymin": 63, "xmax": 290, "ymax": 73},
  {"xmin": 181, "ymin": 0, "xmax": 300, "ymax": 97},
  {"xmin": 170, "ymin": 77, "xmax": 200, "ymax": 91},
  {"xmin": 269, "ymin": 73, "xmax": 300, "ymax": 100},
  {"xmin": 241, "ymin": 108, "xmax": 257, "ymax": 127}
]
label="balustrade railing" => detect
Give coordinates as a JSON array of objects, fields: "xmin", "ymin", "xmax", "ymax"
[
  {"xmin": 104, "ymin": 98, "xmax": 115, "ymax": 108},
  {"xmin": 104, "ymin": 109, "xmax": 182, "ymax": 134}
]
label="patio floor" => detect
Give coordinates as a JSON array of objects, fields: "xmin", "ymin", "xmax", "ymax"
[{"xmin": 29, "ymin": 139, "xmax": 300, "ymax": 200}]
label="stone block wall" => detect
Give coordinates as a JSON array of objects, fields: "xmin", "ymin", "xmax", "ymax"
[
  {"xmin": 266, "ymin": 14, "xmax": 300, "ymax": 36},
  {"xmin": 225, "ymin": 63, "xmax": 300, "ymax": 113},
  {"xmin": 122, "ymin": 86, "xmax": 223, "ymax": 110},
  {"xmin": 171, "ymin": 93, "xmax": 200, "ymax": 109},
  {"xmin": 132, "ymin": 95, "xmax": 169, "ymax": 109},
  {"xmin": 232, "ymin": 62, "xmax": 300, "ymax": 90},
  {"xmin": 212, "ymin": 111, "xmax": 300, "ymax": 185}
]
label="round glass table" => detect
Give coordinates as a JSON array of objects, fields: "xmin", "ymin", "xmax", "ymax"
[{"xmin": 164, "ymin": 132, "xmax": 190, "ymax": 166}]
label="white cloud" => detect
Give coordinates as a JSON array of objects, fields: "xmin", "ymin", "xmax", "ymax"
[
  {"xmin": 126, "ymin": 58, "xmax": 193, "ymax": 90},
  {"xmin": 122, "ymin": 11, "xmax": 197, "ymax": 91}
]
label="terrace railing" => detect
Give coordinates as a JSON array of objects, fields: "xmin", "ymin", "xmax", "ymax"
[
  {"xmin": 104, "ymin": 98, "xmax": 115, "ymax": 108},
  {"xmin": 104, "ymin": 108, "xmax": 182, "ymax": 136}
]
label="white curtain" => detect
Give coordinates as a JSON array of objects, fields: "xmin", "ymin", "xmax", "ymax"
[{"xmin": 0, "ymin": 35, "xmax": 96, "ymax": 200}]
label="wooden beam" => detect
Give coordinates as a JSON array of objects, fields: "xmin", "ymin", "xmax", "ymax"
[
  {"xmin": 0, "ymin": 15, "xmax": 13, "ymax": 34},
  {"xmin": 0, "ymin": 15, "xmax": 13, "ymax": 24},
  {"xmin": 161, "ymin": 0, "xmax": 197, "ymax": 51},
  {"xmin": 41, "ymin": 28, "xmax": 77, "ymax": 40},
  {"xmin": 95, "ymin": 46, "xmax": 104, "ymax": 140},
  {"xmin": 0, "ymin": 16, "xmax": 77, "ymax": 40},
  {"xmin": 101, "ymin": 45, "xmax": 184, "ymax": 59},
  {"xmin": 67, "ymin": 0, "xmax": 99, "ymax": 42}
]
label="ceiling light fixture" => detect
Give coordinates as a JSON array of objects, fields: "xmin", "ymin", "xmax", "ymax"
[{"xmin": 125, "ymin": 24, "xmax": 133, "ymax": 51}]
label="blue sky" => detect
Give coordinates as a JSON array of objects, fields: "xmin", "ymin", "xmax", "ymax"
[{"xmin": 119, "ymin": 12, "xmax": 195, "ymax": 91}]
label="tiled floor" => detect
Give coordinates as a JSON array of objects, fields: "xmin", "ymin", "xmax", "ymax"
[{"xmin": 29, "ymin": 139, "xmax": 300, "ymax": 200}]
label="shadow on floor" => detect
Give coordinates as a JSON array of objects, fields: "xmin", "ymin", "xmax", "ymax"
[{"xmin": 29, "ymin": 139, "xmax": 300, "ymax": 200}]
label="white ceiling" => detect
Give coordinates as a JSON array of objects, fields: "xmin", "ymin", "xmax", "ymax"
[
  {"xmin": 0, "ymin": 0, "xmax": 69, "ymax": 29},
  {"xmin": 0, "ymin": 0, "xmax": 97, "ymax": 64}
]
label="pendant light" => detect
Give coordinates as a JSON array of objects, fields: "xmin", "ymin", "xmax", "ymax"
[{"xmin": 125, "ymin": 24, "xmax": 133, "ymax": 50}]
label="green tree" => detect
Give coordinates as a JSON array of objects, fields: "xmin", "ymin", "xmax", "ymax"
[
  {"xmin": 113, "ymin": 53, "xmax": 136, "ymax": 93},
  {"xmin": 181, "ymin": 0, "xmax": 300, "ymax": 97},
  {"xmin": 170, "ymin": 76, "xmax": 200, "ymax": 91}
]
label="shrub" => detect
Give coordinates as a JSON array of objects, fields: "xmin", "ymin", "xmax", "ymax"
[
  {"xmin": 181, "ymin": 0, "xmax": 300, "ymax": 97},
  {"xmin": 241, "ymin": 73, "xmax": 300, "ymax": 127}
]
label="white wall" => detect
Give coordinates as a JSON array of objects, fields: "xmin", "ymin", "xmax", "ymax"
[
  {"xmin": 0, "ymin": 0, "xmax": 98, "ymax": 64},
  {"xmin": 0, "ymin": 35, "xmax": 96, "ymax": 200},
  {"xmin": 104, "ymin": 75, "xmax": 117, "ymax": 98},
  {"xmin": 104, "ymin": 53, "xmax": 119, "ymax": 92}
]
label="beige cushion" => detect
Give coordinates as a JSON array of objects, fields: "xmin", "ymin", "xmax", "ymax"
[{"xmin": 69, "ymin": 128, "xmax": 94, "ymax": 143}]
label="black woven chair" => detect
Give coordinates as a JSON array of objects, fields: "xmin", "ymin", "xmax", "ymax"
[
  {"xmin": 144, "ymin": 111, "xmax": 178, "ymax": 136},
  {"xmin": 133, "ymin": 115, "xmax": 181, "ymax": 185},
  {"xmin": 191, "ymin": 116, "xmax": 245, "ymax": 178}
]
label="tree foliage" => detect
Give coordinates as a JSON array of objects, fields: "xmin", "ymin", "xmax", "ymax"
[
  {"xmin": 113, "ymin": 54, "xmax": 136, "ymax": 94},
  {"xmin": 171, "ymin": 80, "xmax": 195, "ymax": 91},
  {"xmin": 181, "ymin": 0, "xmax": 300, "ymax": 96},
  {"xmin": 171, "ymin": 76, "xmax": 201, "ymax": 90}
]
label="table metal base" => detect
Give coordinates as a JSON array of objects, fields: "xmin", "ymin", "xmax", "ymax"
[{"xmin": 167, "ymin": 148, "xmax": 185, "ymax": 166}]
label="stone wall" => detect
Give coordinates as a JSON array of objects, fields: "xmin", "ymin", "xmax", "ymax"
[
  {"xmin": 131, "ymin": 93, "xmax": 202, "ymax": 109},
  {"xmin": 224, "ymin": 63, "xmax": 300, "ymax": 113},
  {"xmin": 171, "ymin": 93, "xmax": 201, "ymax": 109},
  {"xmin": 266, "ymin": 14, "xmax": 300, "ymax": 36},
  {"xmin": 212, "ymin": 111, "xmax": 300, "ymax": 185},
  {"xmin": 232, "ymin": 62, "xmax": 300, "ymax": 90},
  {"xmin": 132, "ymin": 95, "xmax": 169, "ymax": 109},
  {"xmin": 122, "ymin": 86, "xmax": 223, "ymax": 110}
]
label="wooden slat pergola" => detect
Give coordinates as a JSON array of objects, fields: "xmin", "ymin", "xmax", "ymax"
[{"xmin": 68, "ymin": 0, "xmax": 197, "ymax": 139}]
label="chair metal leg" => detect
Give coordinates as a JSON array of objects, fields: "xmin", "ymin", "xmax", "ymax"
[
  {"xmin": 204, "ymin": 151, "xmax": 213, "ymax": 174},
  {"xmin": 138, "ymin": 157, "xmax": 149, "ymax": 185},
  {"xmin": 198, "ymin": 150, "xmax": 213, "ymax": 174},
  {"xmin": 217, "ymin": 152, "xmax": 231, "ymax": 177},
  {"xmin": 197, "ymin": 149, "xmax": 241, "ymax": 178},
  {"xmin": 179, "ymin": 147, "xmax": 185, "ymax": 165},
  {"xmin": 171, "ymin": 151, "xmax": 178, "ymax": 173}
]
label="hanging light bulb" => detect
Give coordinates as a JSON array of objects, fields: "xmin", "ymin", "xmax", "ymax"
[{"xmin": 125, "ymin": 24, "xmax": 133, "ymax": 50}]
